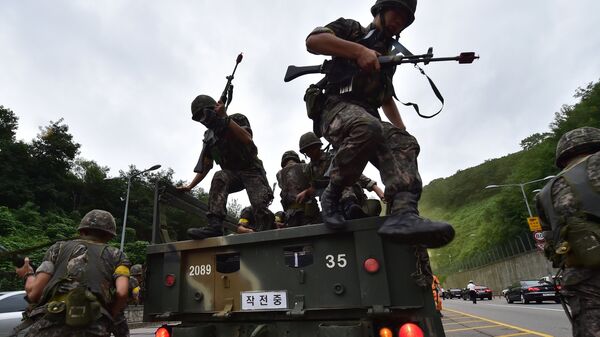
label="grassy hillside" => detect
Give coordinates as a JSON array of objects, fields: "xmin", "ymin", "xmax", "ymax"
[{"xmin": 420, "ymin": 80, "xmax": 600, "ymax": 269}]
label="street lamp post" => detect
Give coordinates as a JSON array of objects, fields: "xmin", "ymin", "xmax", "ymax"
[
  {"xmin": 120, "ymin": 164, "xmax": 161, "ymax": 251},
  {"xmin": 484, "ymin": 175, "xmax": 555, "ymax": 217}
]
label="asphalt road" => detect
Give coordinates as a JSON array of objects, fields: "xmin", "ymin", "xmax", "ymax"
[
  {"xmin": 441, "ymin": 297, "xmax": 572, "ymax": 337},
  {"xmin": 130, "ymin": 298, "xmax": 572, "ymax": 337}
]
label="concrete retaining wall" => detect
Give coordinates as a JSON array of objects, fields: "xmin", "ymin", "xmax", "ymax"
[{"xmin": 442, "ymin": 250, "xmax": 557, "ymax": 294}]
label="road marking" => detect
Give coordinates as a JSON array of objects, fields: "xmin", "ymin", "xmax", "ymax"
[
  {"xmin": 485, "ymin": 303, "xmax": 564, "ymax": 312},
  {"xmin": 443, "ymin": 320, "xmax": 484, "ymax": 325},
  {"xmin": 444, "ymin": 324, "xmax": 501, "ymax": 332},
  {"xmin": 445, "ymin": 309, "xmax": 553, "ymax": 337}
]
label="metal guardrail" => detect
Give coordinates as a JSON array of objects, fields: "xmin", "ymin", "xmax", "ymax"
[{"xmin": 435, "ymin": 232, "xmax": 538, "ymax": 274}]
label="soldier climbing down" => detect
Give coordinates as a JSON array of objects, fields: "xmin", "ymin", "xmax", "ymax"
[{"xmin": 304, "ymin": 0, "xmax": 454, "ymax": 247}]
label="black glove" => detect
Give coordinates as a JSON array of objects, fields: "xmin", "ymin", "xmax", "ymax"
[{"xmin": 198, "ymin": 108, "xmax": 228, "ymax": 132}]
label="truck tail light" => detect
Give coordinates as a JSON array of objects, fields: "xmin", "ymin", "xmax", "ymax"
[
  {"xmin": 398, "ymin": 323, "xmax": 424, "ymax": 337},
  {"xmin": 165, "ymin": 274, "xmax": 176, "ymax": 287},
  {"xmin": 555, "ymin": 285, "xmax": 562, "ymax": 290},
  {"xmin": 379, "ymin": 327, "xmax": 393, "ymax": 337},
  {"xmin": 527, "ymin": 287, "xmax": 540, "ymax": 292},
  {"xmin": 155, "ymin": 326, "xmax": 171, "ymax": 337},
  {"xmin": 364, "ymin": 258, "xmax": 380, "ymax": 273}
]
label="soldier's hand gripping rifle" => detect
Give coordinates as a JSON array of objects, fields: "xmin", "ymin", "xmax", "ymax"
[
  {"xmin": 284, "ymin": 48, "xmax": 478, "ymax": 82},
  {"xmin": 220, "ymin": 53, "xmax": 243, "ymax": 109},
  {"xmin": 285, "ymin": 48, "xmax": 478, "ymax": 118}
]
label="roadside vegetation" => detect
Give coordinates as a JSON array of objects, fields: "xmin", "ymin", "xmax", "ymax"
[{"xmin": 422, "ymin": 80, "xmax": 600, "ymax": 273}]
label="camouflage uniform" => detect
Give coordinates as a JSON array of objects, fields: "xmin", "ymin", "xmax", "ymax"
[
  {"xmin": 277, "ymin": 160, "xmax": 321, "ymax": 227},
  {"xmin": 306, "ymin": 15, "xmax": 454, "ymax": 248},
  {"xmin": 536, "ymin": 128, "xmax": 600, "ymax": 337},
  {"xmin": 24, "ymin": 238, "xmax": 131, "ymax": 337},
  {"xmin": 305, "ymin": 147, "xmax": 380, "ymax": 216},
  {"xmin": 197, "ymin": 113, "xmax": 274, "ymax": 232}
]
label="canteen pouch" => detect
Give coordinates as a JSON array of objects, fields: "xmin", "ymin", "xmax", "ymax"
[{"xmin": 64, "ymin": 287, "xmax": 102, "ymax": 327}]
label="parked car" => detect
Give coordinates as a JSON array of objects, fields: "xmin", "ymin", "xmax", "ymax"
[
  {"xmin": 461, "ymin": 285, "xmax": 493, "ymax": 300},
  {"xmin": 0, "ymin": 291, "xmax": 27, "ymax": 337},
  {"xmin": 504, "ymin": 280, "xmax": 560, "ymax": 304},
  {"xmin": 445, "ymin": 288, "xmax": 463, "ymax": 299}
]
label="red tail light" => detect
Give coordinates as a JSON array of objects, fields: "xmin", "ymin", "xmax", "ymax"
[
  {"xmin": 364, "ymin": 258, "xmax": 380, "ymax": 273},
  {"xmin": 398, "ymin": 323, "xmax": 424, "ymax": 337},
  {"xmin": 155, "ymin": 326, "xmax": 170, "ymax": 337},
  {"xmin": 555, "ymin": 285, "xmax": 562, "ymax": 290},
  {"xmin": 485, "ymin": 289, "xmax": 491, "ymax": 292},
  {"xmin": 165, "ymin": 274, "xmax": 176, "ymax": 287},
  {"xmin": 527, "ymin": 287, "xmax": 540, "ymax": 292}
]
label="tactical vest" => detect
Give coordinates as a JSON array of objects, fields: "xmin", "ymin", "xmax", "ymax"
[
  {"xmin": 40, "ymin": 240, "xmax": 114, "ymax": 309},
  {"xmin": 325, "ymin": 26, "xmax": 396, "ymax": 116},
  {"xmin": 538, "ymin": 157, "xmax": 600, "ymax": 268}
]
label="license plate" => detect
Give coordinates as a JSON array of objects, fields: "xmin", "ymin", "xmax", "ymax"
[
  {"xmin": 543, "ymin": 293, "xmax": 554, "ymax": 296},
  {"xmin": 241, "ymin": 291, "xmax": 288, "ymax": 310}
]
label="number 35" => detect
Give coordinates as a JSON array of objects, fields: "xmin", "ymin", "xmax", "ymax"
[{"xmin": 325, "ymin": 254, "xmax": 347, "ymax": 268}]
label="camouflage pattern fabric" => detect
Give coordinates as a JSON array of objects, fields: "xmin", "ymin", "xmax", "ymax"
[
  {"xmin": 208, "ymin": 168, "xmax": 274, "ymax": 231},
  {"xmin": 536, "ymin": 151, "xmax": 600, "ymax": 337},
  {"xmin": 111, "ymin": 311, "xmax": 130, "ymax": 337},
  {"xmin": 381, "ymin": 122, "xmax": 423, "ymax": 213},
  {"xmin": 277, "ymin": 162, "xmax": 321, "ymax": 227},
  {"xmin": 26, "ymin": 238, "xmax": 131, "ymax": 337},
  {"xmin": 320, "ymin": 99, "xmax": 402, "ymax": 201},
  {"xmin": 204, "ymin": 116, "xmax": 264, "ymax": 172},
  {"xmin": 306, "ymin": 150, "xmax": 378, "ymax": 205},
  {"xmin": 561, "ymin": 271, "xmax": 600, "ymax": 337}
]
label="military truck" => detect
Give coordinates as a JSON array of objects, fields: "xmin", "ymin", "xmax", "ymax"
[{"xmin": 144, "ymin": 184, "xmax": 445, "ymax": 336}]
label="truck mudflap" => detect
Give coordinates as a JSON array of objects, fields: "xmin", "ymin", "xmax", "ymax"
[{"xmin": 146, "ymin": 216, "xmax": 445, "ymax": 336}]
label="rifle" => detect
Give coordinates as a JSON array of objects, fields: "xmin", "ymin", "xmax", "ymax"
[
  {"xmin": 284, "ymin": 48, "xmax": 478, "ymax": 82},
  {"xmin": 220, "ymin": 53, "xmax": 244, "ymax": 109}
]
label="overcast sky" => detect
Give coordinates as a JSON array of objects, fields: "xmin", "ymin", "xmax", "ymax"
[{"xmin": 1, "ymin": 1, "xmax": 599, "ymax": 212}]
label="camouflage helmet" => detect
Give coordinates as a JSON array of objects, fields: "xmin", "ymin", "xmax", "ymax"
[
  {"xmin": 77, "ymin": 209, "xmax": 117, "ymax": 237},
  {"xmin": 555, "ymin": 127, "xmax": 600, "ymax": 169},
  {"xmin": 130, "ymin": 264, "xmax": 143, "ymax": 276},
  {"xmin": 281, "ymin": 150, "xmax": 301, "ymax": 167},
  {"xmin": 191, "ymin": 95, "xmax": 217, "ymax": 121},
  {"xmin": 371, "ymin": 0, "xmax": 417, "ymax": 27},
  {"xmin": 299, "ymin": 132, "xmax": 323, "ymax": 153}
]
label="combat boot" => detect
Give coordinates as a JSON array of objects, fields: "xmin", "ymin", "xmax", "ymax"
[
  {"xmin": 378, "ymin": 192, "xmax": 455, "ymax": 248},
  {"xmin": 320, "ymin": 183, "xmax": 346, "ymax": 230},
  {"xmin": 187, "ymin": 216, "xmax": 223, "ymax": 240},
  {"xmin": 342, "ymin": 199, "xmax": 368, "ymax": 220}
]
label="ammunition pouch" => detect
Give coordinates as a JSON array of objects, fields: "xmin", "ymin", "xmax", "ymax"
[
  {"xmin": 563, "ymin": 222, "xmax": 600, "ymax": 269},
  {"xmin": 304, "ymin": 84, "xmax": 325, "ymax": 120}
]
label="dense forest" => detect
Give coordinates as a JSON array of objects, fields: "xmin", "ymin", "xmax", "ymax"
[
  {"xmin": 0, "ymin": 109, "xmax": 222, "ymax": 289},
  {"xmin": 421, "ymin": 80, "xmax": 600, "ymax": 271},
  {"xmin": 1, "ymin": 80, "xmax": 598, "ymax": 290}
]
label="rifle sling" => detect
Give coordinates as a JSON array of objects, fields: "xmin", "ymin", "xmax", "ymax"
[{"xmin": 390, "ymin": 39, "xmax": 445, "ymax": 119}]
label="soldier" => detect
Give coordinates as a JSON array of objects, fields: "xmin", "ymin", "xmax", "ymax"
[
  {"xmin": 276, "ymin": 150, "xmax": 321, "ymax": 227},
  {"xmin": 237, "ymin": 206, "xmax": 257, "ymax": 233},
  {"xmin": 304, "ymin": 0, "xmax": 454, "ymax": 247},
  {"xmin": 297, "ymin": 132, "xmax": 384, "ymax": 219},
  {"xmin": 14, "ymin": 210, "xmax": 130, "ymax": 337},
  {"xmin": 178, "ymin": 95, "xmax": 274, "ymax": 239},
  {"xmin": 535, "ymin": 127, "xmax": 600, "ymax": 336},
  {"xmin": 129, "ymin": 264, "xmax": 144, "ymax": 305},
  {"xmin": 274, "ymin": 211, "xmax": 287, "ymax": 229}
]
